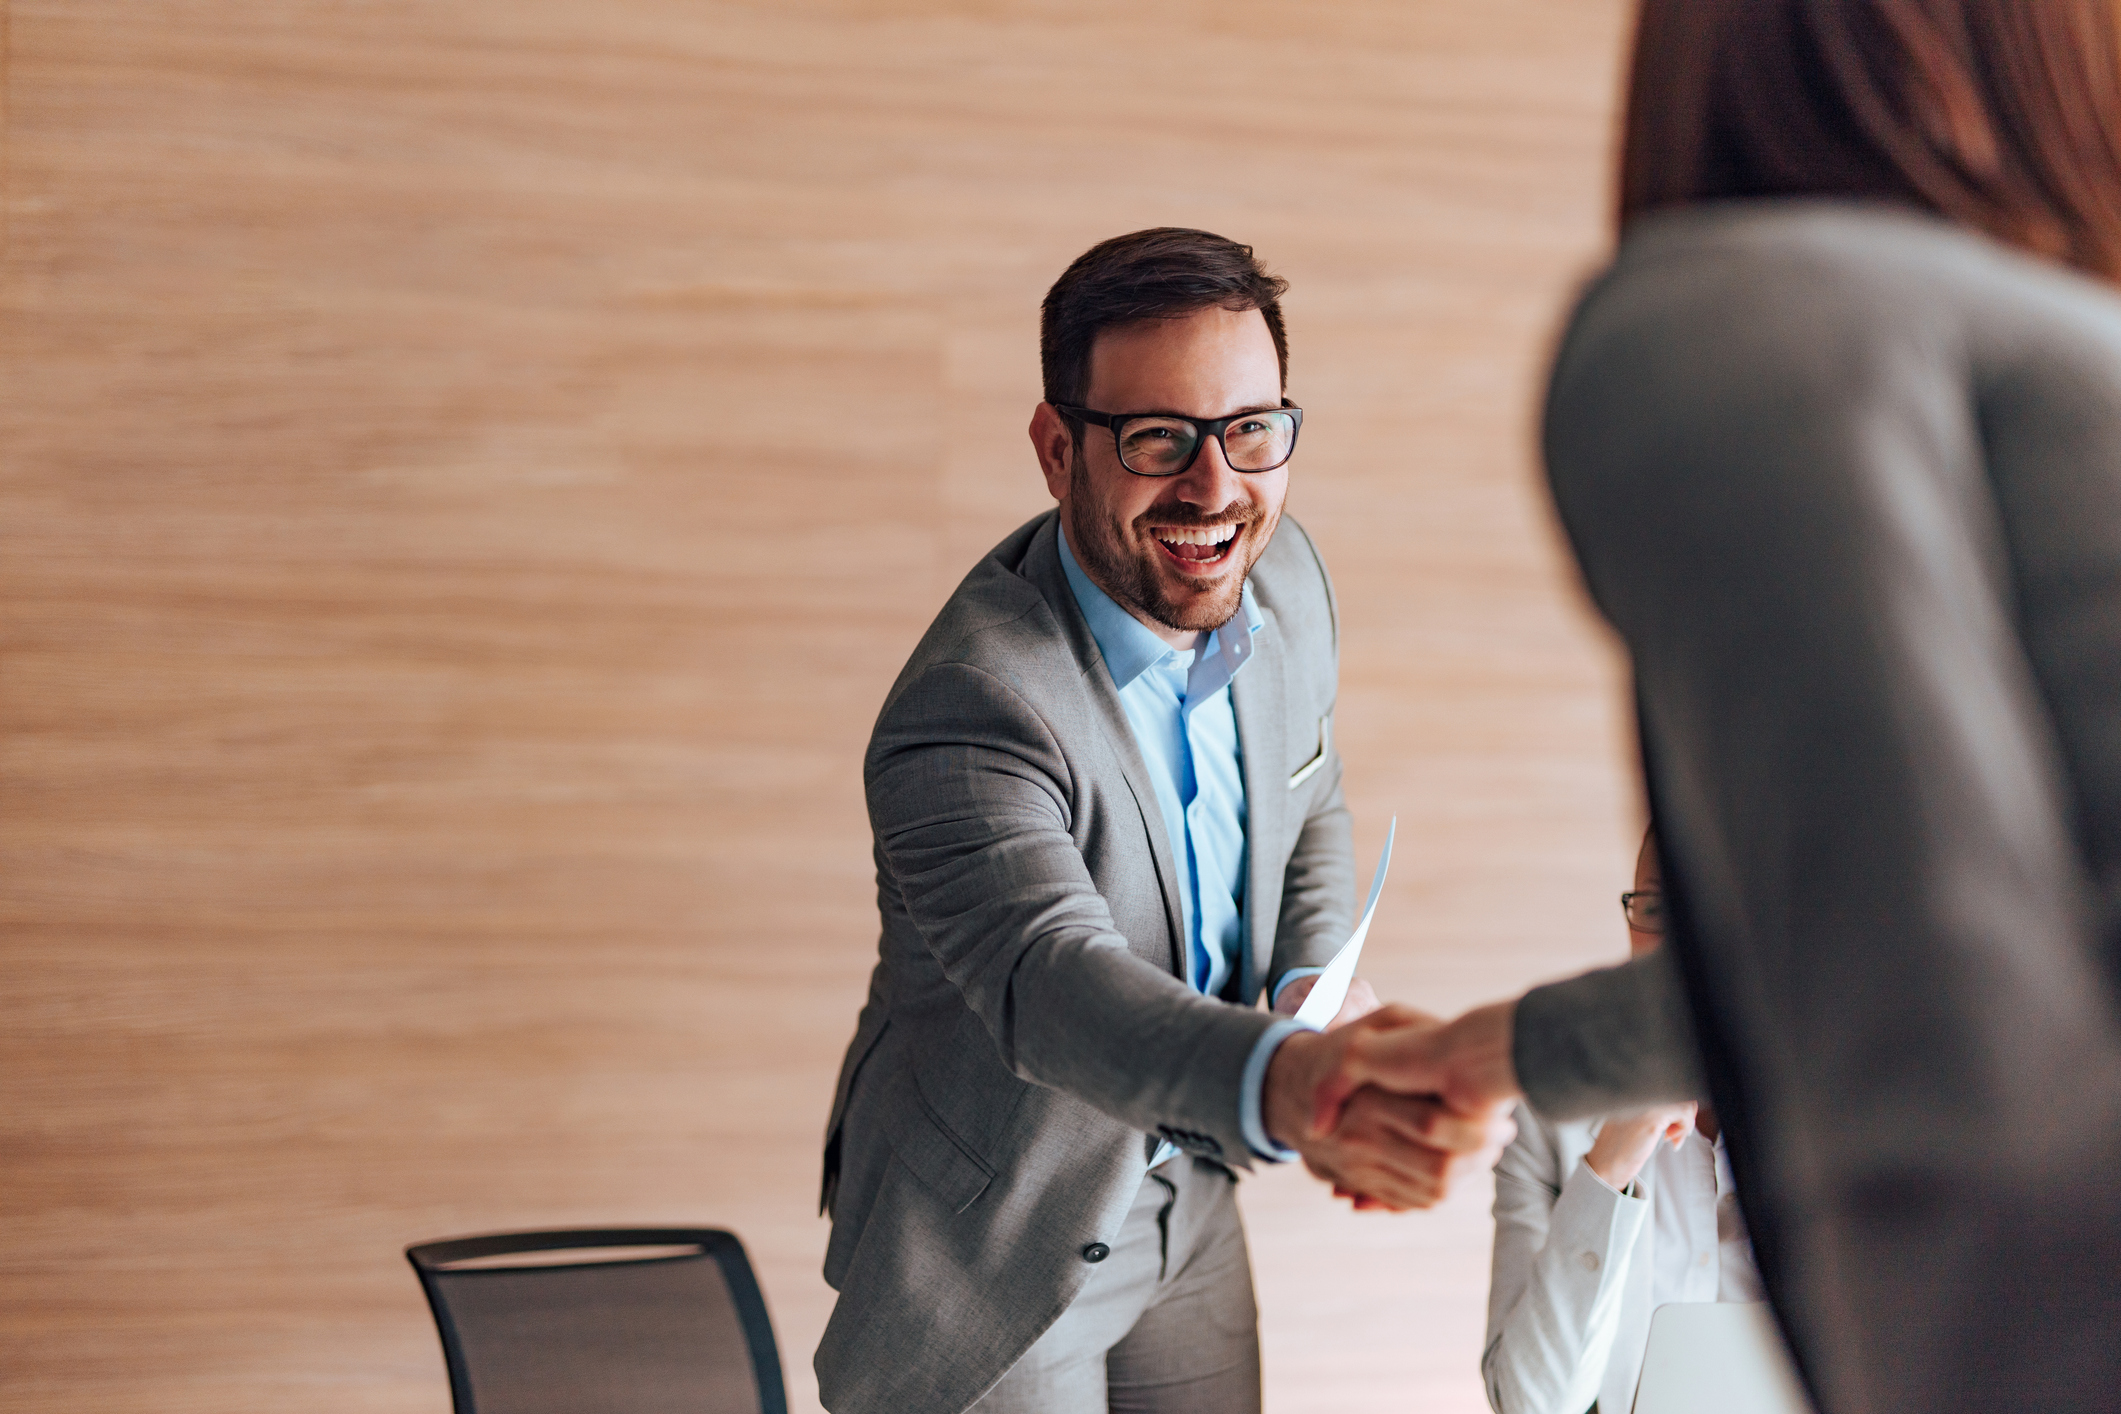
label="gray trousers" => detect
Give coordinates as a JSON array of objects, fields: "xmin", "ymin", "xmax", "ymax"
[{"xmin": 969, "ymin": 1157, "xmax": 1262, "ymax": 1414}]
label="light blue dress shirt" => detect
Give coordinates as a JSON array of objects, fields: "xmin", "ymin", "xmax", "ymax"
[{"xmin": 1058, "ymin": 529, "xmax": 1310, "ymax": 1162}]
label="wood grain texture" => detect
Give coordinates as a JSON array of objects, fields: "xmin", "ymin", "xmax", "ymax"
[{"xmin": 0, "ymin": 3, "xmax": 1640, "ymax": 1410}]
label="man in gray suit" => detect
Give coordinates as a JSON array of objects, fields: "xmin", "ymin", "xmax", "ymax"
[{"xmin": 816, "ymin": 229, "xmax": 1500, "ymax": 1414}]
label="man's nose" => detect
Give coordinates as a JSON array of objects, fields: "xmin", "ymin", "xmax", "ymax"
[{"xmin": 1169, "ymin": 432, "xmax": 1247, "ymax": 507}]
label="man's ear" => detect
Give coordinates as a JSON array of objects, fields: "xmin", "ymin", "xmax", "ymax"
[{"xmin": 1029, "ymin": 402, "xmax": 1076, "ymax": 503}]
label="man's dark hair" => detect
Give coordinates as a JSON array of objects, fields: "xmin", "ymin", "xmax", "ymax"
[{"xmin": 1039, "ymin": 228, "xmax": 1290, "ymax": 416}]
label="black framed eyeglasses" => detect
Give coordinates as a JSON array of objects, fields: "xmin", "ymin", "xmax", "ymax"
[
  {"xmin": 1055, "ymin": 402, "xmax": 1304, "ymax": 478},
  {"xmin": 1621, "ymin": 890, "xmax": 1665, "ymax": 934}
]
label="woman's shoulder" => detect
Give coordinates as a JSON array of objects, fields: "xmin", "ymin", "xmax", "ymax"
[
  {"xmin": 1606, "ymin": 198, "xmax": 2097, "ymax": 304},
  {"xmin": 1544, "ymin": 201, "xmax": 2121, "ymax": 482},
  {"xmin": 1555, "ymin": 199, "xmax": 2121, "ymax": 394}
]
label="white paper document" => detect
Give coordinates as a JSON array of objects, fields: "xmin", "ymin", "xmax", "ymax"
[{"xmin": 1291, "ymin": 817, "xmax": 1395, "ymax": 1028}]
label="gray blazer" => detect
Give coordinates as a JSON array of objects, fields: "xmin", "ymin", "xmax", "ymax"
[
  {"xmin": 816, "ymin": 509, "xmax": 1354, "ymax": 1414},
  {"xmin": 1529, "ymin": 201, "xmax": 2121, "ymax": 1413}
]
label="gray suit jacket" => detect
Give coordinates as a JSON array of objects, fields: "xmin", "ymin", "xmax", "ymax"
[
  {"xmin": 1529, "ymin": 201, "xmax": 2121, "ymax": 1413},
  {"xmin": 816, "ymin": 509, "xmax": 1354, "ymax": 1414}
]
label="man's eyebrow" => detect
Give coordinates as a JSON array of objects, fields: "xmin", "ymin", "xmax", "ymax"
[{"xmin": 1116, "ymin": 403, "xmax": 1284, "ymax": 419}]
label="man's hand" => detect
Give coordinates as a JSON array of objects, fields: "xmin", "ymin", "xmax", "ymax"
[
  {"xmin": 1584, "ymin": 1103, "xmax": 1696, "ymax": 1191},
  {"xmin": 1272, "ymin": 973, "xmax": 1382, "ymax": 1028},
  {"xmin": 1307, "ymin": 999, "xmax": 1524, "ymax": 1138},
  {"xmin": 1264, "ymin": 1013, "xmax": 1513, "ymax": 1211}
]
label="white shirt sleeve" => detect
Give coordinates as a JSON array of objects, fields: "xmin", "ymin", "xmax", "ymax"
[{"xmin": 1483, "ymin": 1110, "xmax": 1651, "ymax": 1414}]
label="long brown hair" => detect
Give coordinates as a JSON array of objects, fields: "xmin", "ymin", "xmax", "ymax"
[{"xmin": 1620, "ymin": 0, "xmax": 2121, "ymax": 278}]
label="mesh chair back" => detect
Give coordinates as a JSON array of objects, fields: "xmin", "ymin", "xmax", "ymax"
[{"xmin": 406, "ymin": 1227, "xmax": 787, "ymax": 1414}]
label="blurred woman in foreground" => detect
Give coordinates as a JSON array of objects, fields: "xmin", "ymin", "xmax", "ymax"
[
  {"xmin": 1543, "ymin": 6, "xmax": 2121, "ymax": 1407},
  {"xmin": 1320, "ymin": 4, "xmax": 2121, "ymax": 1411}
]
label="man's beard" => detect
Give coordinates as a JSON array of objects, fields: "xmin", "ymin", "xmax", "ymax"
[{"xmin": 1066, "ymin": 453, "xmax": 1275, "ymax": 635}]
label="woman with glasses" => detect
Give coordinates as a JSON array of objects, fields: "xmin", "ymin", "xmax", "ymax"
[{"xmin": 1479, "ymin": 832, "xmax": 1758, "ymax": 1414}]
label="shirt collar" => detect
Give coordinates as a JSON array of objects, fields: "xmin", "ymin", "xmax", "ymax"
[{"xmin": 1057, "ymin": 522, "xmax": 1263, "ymax": 696}]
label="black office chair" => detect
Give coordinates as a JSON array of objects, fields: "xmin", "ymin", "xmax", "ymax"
[{"xmin": 406, "ymin": 1227, "xmax": 788, "ymax": 1414}]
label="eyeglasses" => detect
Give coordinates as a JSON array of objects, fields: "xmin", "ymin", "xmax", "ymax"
[
  {"xmin": 1621, "ymin": 890, "xmax": 1664, "ymax": 934},
  {"xmin": 1055, "ymin": 403, "xmax": 1304, "ymax": 478}
]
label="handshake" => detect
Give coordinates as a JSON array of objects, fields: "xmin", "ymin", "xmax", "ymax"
[{"xmin": 1263, "ymin": 979, "xmax": 1524, "ymax": 1211}]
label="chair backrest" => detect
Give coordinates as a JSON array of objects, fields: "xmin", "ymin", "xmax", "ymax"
[{"xmin": 406, "ymin": 1227, "xmax": 787, "ymax": 1414}]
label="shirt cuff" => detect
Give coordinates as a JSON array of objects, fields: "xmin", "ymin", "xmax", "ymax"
[
  {"xmin": 1550, "ymin": 1158, "xmax": 1652, "ymax": 1272},
  {"xmin": 1574, "ymin": 1157, "xmax": 1645, "ymax": 1202},
  {"xmin": 1270, "ymin": 966, "xmax": 1328, "ymax": 1009},
  {"xmin": 1240, "ymin": 1017, "xmax": 1313, "ymax": 1161}
]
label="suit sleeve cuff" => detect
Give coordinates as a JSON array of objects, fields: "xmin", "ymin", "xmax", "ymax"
[
  {"xmin": 1240, "ymin": 1017, "xmax": 1312, "ymax": 1161},
  {"xmin": 1270, "ymin": 966, "xmax": 1328, "ymax": 1008},
  {"xmin": 1513, "ymin": 950, "xmax": 1703, "ymax": 1121}
]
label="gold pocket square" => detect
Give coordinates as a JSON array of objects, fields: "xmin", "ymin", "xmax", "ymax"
[{"xmin": 1288, "ymin": 715, "xmax": 1331, "ymax": 788}]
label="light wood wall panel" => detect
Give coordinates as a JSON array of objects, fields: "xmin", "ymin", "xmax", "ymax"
[{"xmin": 0, "ymin": 3, "xmax": 1639, "ymax": 1410}]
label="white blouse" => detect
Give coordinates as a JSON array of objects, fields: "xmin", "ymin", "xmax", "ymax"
[
  {"xmin": 1483, "ymin": 1104, "xmax": 1763, "ymax": 1414},
  {"xmin": 1649, "ymin": 1126, "xmax": 1762, "ymax": 1306}
]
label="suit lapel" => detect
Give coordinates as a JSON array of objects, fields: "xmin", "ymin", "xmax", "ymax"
[
  {"xmin": 1019, "ymin": 516, "xmax": 1188, "ymax": 981},
  {"xmin": 1232, "ymin": 606, "xmax": 1285, "ymax": 1006}
]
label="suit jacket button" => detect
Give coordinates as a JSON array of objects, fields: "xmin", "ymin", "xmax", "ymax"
[{"xmin": 1081, "ymin": 1242, "xmax": 1110, "ymax": 1264}]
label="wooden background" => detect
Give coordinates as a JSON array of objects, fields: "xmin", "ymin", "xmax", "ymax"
[{"xmin": 0, "ymin": 2, "xmax": 1642, "ymax": 1410}]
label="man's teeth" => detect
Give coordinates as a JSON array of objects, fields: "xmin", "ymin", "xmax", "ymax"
[{"xmin": 1154, "ymin": 527, "xmax": 1237, "ymax": 546}]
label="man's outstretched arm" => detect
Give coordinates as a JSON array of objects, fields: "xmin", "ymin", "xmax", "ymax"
[{"xmin": 873, "ymin": 658, "xmax": 1498, "ymax": 1195}]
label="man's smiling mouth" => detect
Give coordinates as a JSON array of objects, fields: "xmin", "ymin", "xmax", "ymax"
[{"xmin": 1151, "ymin": 523, "xmax": 1242, "ymax": 566}]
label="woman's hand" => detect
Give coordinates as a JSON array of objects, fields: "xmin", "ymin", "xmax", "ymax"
[{"xmin": 1584, "ymin": 1102, "xmax": 1697, "ymax": 1191}]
